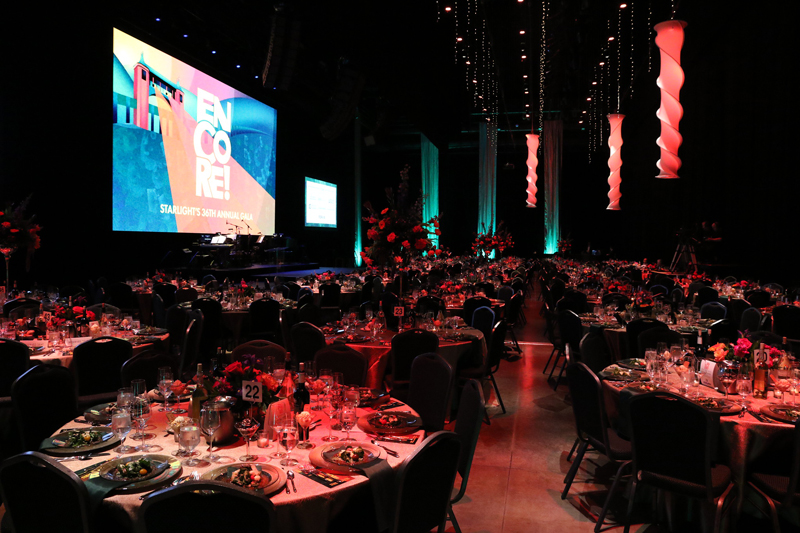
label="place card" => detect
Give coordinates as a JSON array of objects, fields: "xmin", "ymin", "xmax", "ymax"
[{"xmin": 698, "ymin": 359, "xmax": 718, "ymax": 388}]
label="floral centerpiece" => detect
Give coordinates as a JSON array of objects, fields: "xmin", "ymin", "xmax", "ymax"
[
  {"xmin": 48, "ymin": 297, "xmax": 96, "ymax": 329},
  {"xmin": 472, "ymin": 222, "xmax": 514, "ymax": 259},
  {"xmin": 202, "ymin": 354, "xmax": 282, "ymax": 420},
  {"xmin": 709, "ymin": 335, "xmax": 781, "ymax": 366},
  {"xmin": 361, "ymin": 165, "xmax": 441, "ymax": 268},
  {"xmin": 1, "ymin": 197, "xmax": 42, "ymax": 291}
]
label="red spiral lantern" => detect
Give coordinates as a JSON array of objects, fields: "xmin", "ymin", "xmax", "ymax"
[
  {"xmin": 525, "ymin": 134, "xmax": 539, "ymax": 207},
  {"xmin": 654, "ymin": 20, "xmax": 687, "ymax": 179},
  {"xmin": 606, "ymin": 114, "xmax": 624, "ymax": 210}
]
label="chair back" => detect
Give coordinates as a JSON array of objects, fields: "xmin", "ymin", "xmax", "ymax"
[
  {"xmin": 695, "ymin": 286, "xmax": 719, "ymax": 307},
  {"xmin": 178, "ymin": 311, "xmax": 204, "ymax": 378},
  {"xmin": 726, "ymin": 297, "xmax": 751, "ymax": 328},
  {"xmin": 285, "ymin": 281, "xmax": 301, "ymax": 300},
  {"xmin": 165, "ymin": 304, "xmax": 190, "ymax": 349},
  {"xmin": 474, "ymin": 282, "xmax": 495, "ymax": 299},
  {"xmin": 463, "ymin": 297, "xmax": 491, "ymax": 327},
  {"xmin": 504, "ymin": 292, "xmax": 524, "ymax": 326},
  {"xmin": 297, "ymin": 287, "xmax": 314, "ymax": 304},
  {"xmin": 565, "ymin": 363, "xmax": 610, "ymax": 452},
  {"xmin": 290, "ymin": 322, "xmax": 326, "ymax": 365},
  {"xmin": 7, "ymin": 303, "xmax": 40, "ymax": 320},
  {"xmin": 602, "ymin": 292, "xmax": 631, "ymax": 310},
  {"xmin": 625, "ymin": 318, "xmax": 669, "ymax": 359},
  {"xmin": 0, "ymin": 338, "xmax": 30, "ymax": 397},
  {"xmin": 231, "ymin": 340, "xmax": 287, "ymax": 365},
  {"xmin": 560, "ymin": 288, "xmax": 588, "ymax": 314},
  {"xmin": 486, "ymin": 320, "xmax": 508, "ymax": 373},
  {"xmin": 248, "ymin": 298, "xmax": 282, "ymax": 341},
  {"xmin": 407, "ymin": 353, "xmax": 453, "ymax": 433},
  {"xmin": 708, "ymin": 319, "xmax": 739, "ymax": 345},
  {"xmin": 319, "ymin": 283, "xmax": 341, "ymax": 308},
  {"xmin": 3, "ymin": 297, "xmax": 40, "ymax": 318},
  {"xmin": 496, "ymin": 285, "xmax": 514, "ymax": 303},
  {"xmin": 649, "ymin": 284, "xmax": 669, "ymax": 297},
  {"xmin": 72, "ymin": 336, "xmax": 133, "ymax": 396},
  {"xmin": 771, "ymin": 304, "xmax": 800, "ymax": 340},
  {"xmin": 0, "ymin": 451, "xmax": 92, "ymax": 533},
  {"xmin": 391, "ymin": 431, "xmax": 461, "ymax": 533},
  {"xmin": 152, "ymin": 293, "xmax": 166, "ymax": 328},
  {"xmin": 556, "ymin": 310, "xmax": 583, "ymax": 354},
  {"xmin": 297, "ymin": 302, "xmax": 323, "ymax": 326},
  {"xmin": 191, "ymin": 298, "xmax": 223, "ymax": 361},
  {"xmin": 744, "ymin": 289, "xmax": 771, "ymax": 308},
  {"xmin": 136, "ymin": 480, "xmax": 276, "ymax": 533},
  {"xmin": 628, "ymin": 391, "xmax": 718, "ymax": 500},
  {"xmin": 390, "ymin": 329, "xmax": 439, "ymax": 385},
  {"xmin": 12, "ymin": 365, "xmax": 79, "ymax": 450},
  {"xmin": 452, "ymin": 379, "xmax": 485, "ymax": 503},
  {"xmin": 314, "ymin": 344, "xmax": 368, "ymax": 386},
  {"xmin": 107, "ymin": 281, "xmax": 136, "ymax": 309},
  {"xmin": 153, "ymin": 282, "xmax": 177, "ymax": 308},
  {"xmin": 86, "ymin": 303, "xmax": 121, "ymax": 321},
  {"xmin": 636, "ymin": 328, "xmax": 683, "ymax": 358},
  {"xmin": 579, "ymin": 330, "xmax": 613, "ymax": 374},
  {"xmin": 739, "ymin": 307, "xmax": 763, "ymax": 334},
  {"xmin": 175, "ymin": 286, "xmax": 198, "ymax": 304},
  {"xmin": 121, "ymin": 348, "xmax": 176, "ymax": 391},
  {"xmin": 748, "ymin": 330, "xmax": 783, "ymax": 347},
  {"xmin": 471, "ymin": 306, "xmax": 495, "ymax": 340},
  {"xmin": 700, "ymin": 301, "xmax": 727, "ymax": 320},
  {"xmin": 59, "ymin": 285, "xmax": 86, "ymax": 299}
]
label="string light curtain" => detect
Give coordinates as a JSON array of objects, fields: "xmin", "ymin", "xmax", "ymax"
[
  {"xmin": 543, "ymin": 119, "xmax": 561, "ymax": 254},
  {"xmin": 478, "ymin": 121, "xmax": 497, "ymax": 250},
  {"xmin": 525, "ymin": 134, "xmax": 539, "ymax": 207},
  {"xmin": 420, "ymin": 134, "xmax": 440, "ymax": 248},
  {"xmin": 606, "ymin": 114, "xmax": 624, "ymax": 210},
  {"xmin": 654, "ymin": 20, "xmax": 687, "ymax": 179}
]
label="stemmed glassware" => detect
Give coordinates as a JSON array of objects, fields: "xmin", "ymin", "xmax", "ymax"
[
  {"xmin": 736, "ymin": 367, "xmax": 753, "ymax": 411},
  {"xmin": 268, "ymin": 411, "xmax": 286, "ymax": 459},
  {"xmin": 117, "ymin": 387, "xmax": 134, "ymax": 411},
  {"xmin": 235, "ymin": 417, "xmax": 260, "ymax": 462},
  {"xmin": 179, "ymin": 418, "xmax": 202, "ymax": 466},
  {"xmin": 791, "ymin": 369, "xmax": 800, "ymax": 405},
  {"xmin": 718, "ymin": 365, "xmax": 738, "ymax": 401},
  {"xmin": 111, "ymin": 408, "xmax": 134, "ymax": 454},
  {"xmin": 130, "ymin": 395, "xmax": 153, "ymax": 451},
  {"xmin": 645, "ymin": 349, "xmax": 658, "ymax": 383},
  {"xmin": 775, "ymin": 367, "xmax": 793, "ymax": 402},
  {"xmin": 279, "ymin": 416, "xmax": 299, "ymax": 467},
  {"xmin": 340, "ymin": 402, "xmax": 357, "ymax": 442},
  {"xmin": 321, "ymin": 397, "xmax": 339, "ymax": 442},
  {"xmin": 314, "ymin": 368, "xmax": 332, "ymax": 411},
  {"xmin": 200, "ymin": 408, "xmax": 222, "ymax": 462},
  {"xmin": 157, "ymin": 367, "xmax": 174, "ymax": 412}
]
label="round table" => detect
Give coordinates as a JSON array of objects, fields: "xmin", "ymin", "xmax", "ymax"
[{"xmin": 52, "ymin": 398, "xmax": 425, "ymax": 533}]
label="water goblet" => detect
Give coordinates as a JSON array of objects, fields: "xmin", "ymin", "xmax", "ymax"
[
  {"xmin": 157, "ymin": 367, "xmax": 174, "ymax": 412},
  {"xmin": 345, "ymin": 385, "xmax": 360, "ymax": 407},
  {"xmin": 200, "ymin": 408, "xmax": 222, "ymax": 462},
  {"xmin": 340, "ymin": 402, "xmax": 357, "ymax": 442},
  {"xmin": 179, "ymin": 418, "xmax": 202, "ymax": 466},
  {"xmin": 775, "ymin": 368, "xmax": 792, "ymax": 401},
  {"xmin": 130, "ymin": 379, "xmax": 147, "ymax": 398},
  {"xmin": 130, "ymin": 395, "xmax": 153, "ymax": 451},
  {"xmin": 645, "ymin": 349, "xmax": 658, "ymax": 382},
  {"xmin": 268, "ymin": 411, "xmax": 286, "ymax": 459},
  {"xmin": 117, "ymin": 387, "xmax": 134, "ymax": 411},
  {"xmin": 736, "ymin": 371, "xmax": 753, "ymax": 410},
  {"xmin": 235, "ymin": 417, "xmax": 261, "ymax": 462},
  {"xmin": 279, "ymin": 418, "xmax": 299, "ymax": 466},
  {"xmin": 111, "ymin": 408, "xmax": 134, "ymax": 454},
  {"xmin": 321, "ymin": 397, "xmax": 339, "ymax": 442},
  {"xmin": 680, "ymin": 367, "xmax": 696, "ymax": 397}
]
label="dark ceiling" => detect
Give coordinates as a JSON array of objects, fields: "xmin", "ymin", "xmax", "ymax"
[{"xmin": 114, "ymin": 1, "xmax": 672, "ymax": 155}]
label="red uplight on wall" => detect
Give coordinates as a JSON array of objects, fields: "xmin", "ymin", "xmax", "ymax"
[
  {"xmin": 525, "ymin": 134, "xmax": 539, "ymax": 208},
  {"xmin": 654, "ymin": 20, "xmax": 688, "ymax": 179},
  {"xmin": 606, "ymin": 114, "xmax": 624, "ymax": 210}
]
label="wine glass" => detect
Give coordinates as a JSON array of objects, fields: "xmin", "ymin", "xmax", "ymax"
[
  {"xmin": 718, "ymin": 365, "xmax": 738, "ymax": 401},
  {"xmin": 268, "ymin": 410, "xmax": 286, "ymax": 459},
  {"xmin": 157, "ymin": 367, "xmax": 174, "ymax": 412},
  {"xmin": 680, "ymin": 367, "xmax": 696, "ymax": 398},
  {"xmin": 340, "ymin": 402, "xmax": 357, "ymax": 442},
  {"xmin": 321, "ymin": 397, "xmax": 339, "ymax": 442},
  {"xmin": 371, "ymin": 319, "xmax": 383, "ymax": 341},
  {"xmin": 645, "ymin": 349, "xmax": 658, "ymax": 382},
  {"xmin": 736, "ymin": 368, "xmax": 753, "ymax": 410},
  {"xmin": 345, "ymin": 385, "xmax": 360, "ymax": 407},
  {"xmin": 117, "ymin": 387, "xmax": 134, "ymax": 411},
  {"xmin": 130, "ymin": 395, "xmax": 152, "ymax": 451},
  {"xmin": 235, "ymin": 417, "xmax": 260, "ymax": 462},
  {"xmin": 791, "ymin": 369, "xmax": 800, "ymax": 405},
  {"xmin": 179, "ymin": 418, "xmax": 202, "ymax": 466},
  {"xmin": 775, "ymin": 368, "xmax": 793, "ymax": 402},
  {"xmin": 200, "ymin": 408, "xmax": 222, "ymax": 462},
  {"xmin": 130, "ymin": 379, "xmax": 147, "ymax": 398},
  {"xmin": 279, "ymin": 418, "xmax": 299, "ymax": 467},
  {"xmin": 111, "ymin": 408, "xmax": 134, "ymax": 454}
]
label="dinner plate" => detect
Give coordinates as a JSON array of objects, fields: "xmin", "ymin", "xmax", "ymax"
[
  {"xmin": 133, "ymin": 327, "xmax": 168, "ymax": 336},
  {"xmin": 623, "ymin": 381, "xmax": 663, "ymax": 393},
  {"xmin": 84, "ymin": 402, "xmax": 116, "ymax": 424},
  {"xmin": 599, "ymin": 366, "xmax": 646, "ymax": 381},
  {"xmin": 93, "ymin": 454, "xmax": 181, "ymax": 492},
  {"xmin": 309, "ymin": 442, "xmax": 385, "ymax": 473},
  {"xmin": 126, "ymin": 335, "xmax": 164, "ymax": 346},
  {"xmin": 357, "ymin": 411, "xmax": 423, "ymax": 435},
  {"xmin": 357, "ymin": 389, "xmax": 388, "ymax": 407},
  {"xmin": 201, "ymin": 463, "xmax": 286, "ymax": 495},
  {"xmin": 760, "ymin": 403, "xmax": 800, "ymax": 423},
  {"xmin": 691, "ymin": 397, "xmax": 742, "ymax": 415},
  {"xmin": 339, "ymin": 334, "xmax": 370, "ymax": 344},
  {"xmin": 617, "ymin": 358, "xmax": 647, "ymax": 371},
  {"xmin": 40, "ymin": 428, "xmax": 119, "ymax": 456}
]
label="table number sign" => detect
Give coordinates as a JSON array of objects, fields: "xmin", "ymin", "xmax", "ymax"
[
  {"xmin": 393, "ymin": 306, "xmax": 405, "ymax": 317},
  {"xmin": 241, "ymin": 380, "xmax": 263, "ymax": 403}
]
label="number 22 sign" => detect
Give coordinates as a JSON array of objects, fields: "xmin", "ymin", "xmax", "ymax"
[{"xmin": 241, "ymin": 380, "xmax": 262, "ymax": 403}]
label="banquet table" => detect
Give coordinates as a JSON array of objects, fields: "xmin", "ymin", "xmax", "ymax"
[
  {"xmin": 21, "ymin": 332, "xmax": 170, "ymax": 368},
  {"xmin": 600, "ymin": 366, "xmax": 794, "ymax": 492},
  {"xmin": 50, "ymin": 397, "xmax": 425, "ymax": 533},
  {"xmin": 326, "ymin": 326, "xmax": 487, "ymax": 389}
]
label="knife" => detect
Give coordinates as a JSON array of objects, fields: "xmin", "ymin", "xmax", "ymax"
[
  {"xmin": 74, "ymin": 461, "xmax": 108, "ymax": 477},
  {"xmin": 748, "ymin": 409, "xmax": 770, "ymax": 423}
]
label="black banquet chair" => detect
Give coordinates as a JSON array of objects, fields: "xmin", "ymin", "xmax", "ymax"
[
  {"xmin": 407, "ymin": 353, "xmax": 454, "ymax": 433},
  {"xmin": 314, "ymin": 344, "xmax": 369, "ymax": 387},
  {"xmin": 136, "ymin": 480, "xmax": 276, "ymax": 533},
  {"xmin": 0, "ymin": 338, "xmax": 31, "ymax": 402},
  {"xmin": 387, "ymin": 329, "xmax": 439, "ymax": 401},
  {"xmin": 72, "ymin": 336, "xmax": 133, "ymax": 399},
  {"xmin": 623, "ymin": 391, "xmax": 735, "ymax": 533},
  {"xmin": 390, "ymin": 431, "xmax": 462, "ymax": 533},
  {"xmin": 11, "ymin": 365, "xmax": 79, "ymax": 451},
  {"xmin": 449, "ymin": 379, "xmax": 485, "ymax": 533},
  {"xmin": 289, "ymin": 322, "xmax": 326, "ymax": 366},
  {"xmin": 0, "ymin": 451, "xmax": 93, "ymax": 533}
]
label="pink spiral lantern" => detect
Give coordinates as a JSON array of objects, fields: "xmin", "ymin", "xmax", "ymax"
[
  {"xmin": 525, "ymin": 133, "xmax": 539, "ymax": 208},
  {"xmin": 606, "ymin": 114, "xmax": 624, "ymax": 210},
  {"xmin": 655, "ymin": 20, "xmax": 687, "ymax": 179}
]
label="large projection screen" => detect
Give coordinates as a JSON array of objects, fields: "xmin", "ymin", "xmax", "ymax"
[{"xmin": 112, "ymin": 28, "xmax": 276, "ymax": 234}]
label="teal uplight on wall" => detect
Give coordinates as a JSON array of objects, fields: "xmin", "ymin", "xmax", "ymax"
[
  {"xmin": 478, "ymin": 122, "xmax": 497, "ymax": 257},
  {"xmin": 421, "ymin": 134, "xmax": 440, "ymax": 248}
]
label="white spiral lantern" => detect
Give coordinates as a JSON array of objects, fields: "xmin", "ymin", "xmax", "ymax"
[
  {"xmin": 606, "ymin": 114, "xmax": 625, "ymax": 210},
  {"xmin": 654, "ymin": 20, "xmax": 687, "ymax": 179},
  {"xmin": 525, "ymin": 133, "xmax": 539, "ymax": 207}
]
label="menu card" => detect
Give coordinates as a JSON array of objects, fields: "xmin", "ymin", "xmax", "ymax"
[{"xmin": 699, "ymin": 359, "xmax": 718, "ymax": 388}]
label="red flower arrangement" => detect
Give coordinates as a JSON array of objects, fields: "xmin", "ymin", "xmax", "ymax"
[
  {"xmin": 1, "ymin": 196, "xmax": 42, "ymax": 270},
  {"xmin": 472, "ymin": 222, "xmax": 514, "ymax": 258}
]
